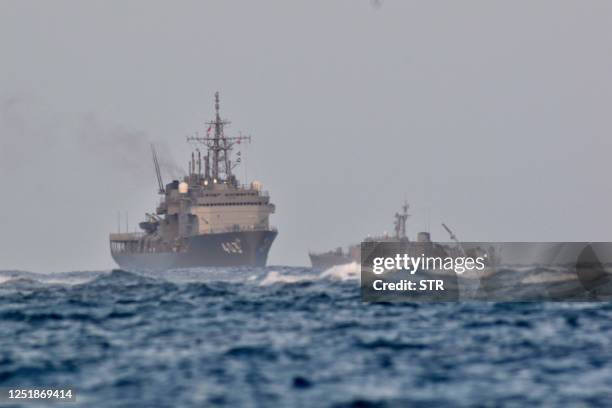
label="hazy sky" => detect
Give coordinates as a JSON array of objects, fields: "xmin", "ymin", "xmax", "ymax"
[{"xmin": 1, "ymin": 1, "xmax": 612, "ymax": 272}]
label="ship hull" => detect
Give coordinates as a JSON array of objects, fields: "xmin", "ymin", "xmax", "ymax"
[
  {"xmin": 309, "ymin": 253, "xmax": 355, "ymax": 269},
  {"xmin": 111, "ymin": 230, "xmax": 277, "ymax": 271},
  {"xmin": 309, "ymin": 240, "xmax": 451, "ymax": 269}
]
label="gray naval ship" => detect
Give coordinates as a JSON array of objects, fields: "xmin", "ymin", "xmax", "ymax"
[
  {"xmin": 110, "ymin": 93, "xmax": 277, "ymax": 270},
  {"xmin": 309, "ymin": 203, "xmax": 414, "ymax": 268},
  {"xmin": 309, "ymin": 203, "xmax": 469, "ymax": 269}
]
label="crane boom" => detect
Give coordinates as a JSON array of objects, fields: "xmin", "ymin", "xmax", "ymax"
[
  {"xmin": 442, "ymin": 223, "xmax": 458, "ymax": 243},
  {"xmin": 151, "ymin": 144, "xmax": 165, "ymax": 194}
]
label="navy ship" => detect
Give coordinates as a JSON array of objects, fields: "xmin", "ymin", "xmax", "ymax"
[
  {"xmin": 309, "ymin": 203, "xmax": 458, "ymax": 269},
  {"xmin": 309, "ymin": 203, "xmax": 412, "ymax": 269},
  {"xmin": 110, "ymin": 93, "xmax": 277, "ymax": 270}
]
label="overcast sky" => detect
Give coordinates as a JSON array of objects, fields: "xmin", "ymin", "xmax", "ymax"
[{"xmin": 1, "ymin": 1, "xmax": 612, "ymax": 272}]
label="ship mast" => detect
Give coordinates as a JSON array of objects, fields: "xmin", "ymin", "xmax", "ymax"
[
  {"xmin": 394, "ymin": 202, "xmax": 410, "ymax": 239},
  {"xmin": 187, "ymin": 92, "xmax": 251, "ymax": 185}
]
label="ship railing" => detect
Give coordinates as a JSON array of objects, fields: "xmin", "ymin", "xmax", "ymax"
[
  {"xmin": 156, "ymin": 188, "xmax": 269, "ymax": 199},
  {"xmin": 225, "ymin": 185, "xmax": 270, "ymax": 196},
  {"xmin": 109, "ymin": 232, "xmax": 145, "ymax": 242},
  {"xmin": 205, "ymin": 225, "xmax": 277, "ymax": 234}
]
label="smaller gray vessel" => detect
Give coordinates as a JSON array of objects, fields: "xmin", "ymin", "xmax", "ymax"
[{"xmin": 310, "ymin": 203, "xmax": 426, "ymax": 268}]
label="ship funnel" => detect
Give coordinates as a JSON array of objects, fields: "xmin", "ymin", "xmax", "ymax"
[
  {"xmin": 251, "ymin": 181, "xmax": 262, "ymax": 191},
  {"xmin": 178, "ymin": 182, "xmax": 189, "ymax": 194},
  {"xmin": 417, "ymin": 232, "xmax": 431, "ymax": 242}
]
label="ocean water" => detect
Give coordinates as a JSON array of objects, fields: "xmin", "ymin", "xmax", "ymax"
[{"xmin": 1, "ymin": 265, "xmax": 612, "ymax": 407}]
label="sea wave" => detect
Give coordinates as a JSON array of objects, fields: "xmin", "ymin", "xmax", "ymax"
[{"xmin": 0, "ymin": 266, "xmax": 611, "ymax": 406}]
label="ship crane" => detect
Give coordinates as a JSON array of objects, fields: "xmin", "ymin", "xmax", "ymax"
[
  {"xmin": 442, "ymin": 223, "xmax": 466, "ymax": 256},
  {"xmin": 442, "ymin": 223, "xmax": 458, "ymax": 243},
  {"xmin": 151, "ymin": 144, "xmax": 165, "ymax": 194}
]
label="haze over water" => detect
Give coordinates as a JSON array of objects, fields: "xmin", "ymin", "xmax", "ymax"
[{"xmin": 2, "ymin": 1, "xmax": 612, "ymax": 271}]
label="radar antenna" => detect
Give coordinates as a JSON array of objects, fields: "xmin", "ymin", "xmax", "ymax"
[
  {"xmin": 186, "ymin": 92, "xmax": 251, "ymax": 184},
  {"xmin": 151, "ymin": 144, "xmax": 165, "ymax": 194}
]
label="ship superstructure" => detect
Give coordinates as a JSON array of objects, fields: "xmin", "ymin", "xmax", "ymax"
[
  {"xmin": 110, "ymin": 93, "xmax": 277, "ymax": 270},
  {"xmin": 309, "ymin": 203, "xmax": 435, "ymax": 268}
]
